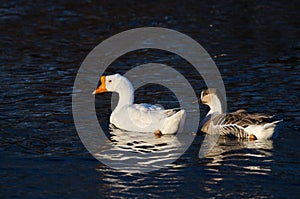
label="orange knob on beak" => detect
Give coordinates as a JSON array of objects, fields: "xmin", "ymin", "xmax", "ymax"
[{"xmin": 92, "ymin": 76, "xmax": 108, "ymax": 95}]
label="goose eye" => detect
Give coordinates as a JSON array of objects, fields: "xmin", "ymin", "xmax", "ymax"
[{"xmin": 108, "ymin": 80, "xmax": 112, "ymax": 83}]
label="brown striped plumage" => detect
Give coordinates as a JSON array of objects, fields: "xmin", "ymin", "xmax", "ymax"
[{"xmin": 200, "ymin": 88, "xmax": 281, "ymax": 139}]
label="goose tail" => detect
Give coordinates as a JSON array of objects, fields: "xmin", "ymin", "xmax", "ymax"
[
  {"xmin": 263, "ymin": 119, "xmax": 283, "ymax": 129},
  {"xmin": 262, "ymin": 119, "xmax": 283, "ymax": 139},
  {"xmin": 161, "ymin": 109, "xmax": 185, "ymax": 135}
]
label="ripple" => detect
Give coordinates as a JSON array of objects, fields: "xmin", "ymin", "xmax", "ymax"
[{"xmin": 1, "ymin": 1, "xmax": 299, "ymax": 198}]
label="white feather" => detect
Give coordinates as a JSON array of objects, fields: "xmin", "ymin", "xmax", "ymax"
[{"xmin": 96, "ymin": 74, "xmax": 185, "ymax": 135}]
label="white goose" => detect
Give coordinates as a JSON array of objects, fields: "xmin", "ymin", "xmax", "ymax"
[
  {"xmin": 199, "ymin": 88, "xmax": 281, "ymax": 140},
  {"xmin": 93, "ymin": 74, "xmax": 185, "ymax": 135}
]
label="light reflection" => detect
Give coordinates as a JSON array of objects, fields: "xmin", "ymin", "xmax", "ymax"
[
  {"xmin": 199, "ymin": 137, "xmax": 275, "ymax": 194},
  {"xmin": 94, "ymin": 125, "xmax": 183, "ymax": 173},
  {"xmin": 205, "ymin": 137, "xmax": 274, "ymax": 175}
]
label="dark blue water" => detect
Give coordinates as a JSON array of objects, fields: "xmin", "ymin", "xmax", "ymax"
[{"xmin": 1, "ymin": 1, "xmax": 299, "ymax": 198}]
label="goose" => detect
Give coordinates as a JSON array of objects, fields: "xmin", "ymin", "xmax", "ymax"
[
  {"xmin": 93, "ymin": 74, "xmax": 185, "ymax": 135},
  {"xmin": 199, "ymin": 88, "xmax": 281, "ymax": 140}
]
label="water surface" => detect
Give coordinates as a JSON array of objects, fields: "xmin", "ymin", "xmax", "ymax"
[{"xmin": 1, "ymin": 1, "xmax": 299, "ymax": 198}]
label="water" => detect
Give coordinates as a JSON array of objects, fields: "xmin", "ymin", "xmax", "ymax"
[{"xmin": 1, "ymin": 1, "xmax": 299, "ymax": 198}]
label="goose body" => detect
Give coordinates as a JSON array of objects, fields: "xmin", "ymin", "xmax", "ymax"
[
  {"xmin": 93, "ymin": 74, "xmax": 185, "ymax": 135},
  {"xmin": 200, "ymin": 88, "xmax": 281, "ymax": 139}
]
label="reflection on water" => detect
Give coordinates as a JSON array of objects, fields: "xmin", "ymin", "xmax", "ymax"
[
  {"xmin": 207, "ymin": 137, "xmax": 274, "ymax": 176},
  {"xmin": 196, "ymin": 137, "xmax": 278, "ymax": 198},
  {"xmin": 95, "ymin": 125, "xmax": 183, "ymax": 173},
  {"xmin": 95, "ymin": 135, "xmax": 277, "ymax": 198},
  {"xmin": 109, "ymin": 125, "xmax": 182, "ymax": 154}
]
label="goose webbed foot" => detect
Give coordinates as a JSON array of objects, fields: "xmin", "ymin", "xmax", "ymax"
[
  {"xmin": 249, "ymin": 134, "xmax": 257, "ymax": 141},
  {"xmin": 154, "ymin": 130, "xmax": 162, "ymax": 138}
]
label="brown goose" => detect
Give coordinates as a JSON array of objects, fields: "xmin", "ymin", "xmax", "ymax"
[{"xmin": 199, "ymin": 88, "xmax": 281, "ymax": 139}]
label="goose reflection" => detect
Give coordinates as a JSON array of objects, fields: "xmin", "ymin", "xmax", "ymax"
[
  {"xmin": 94, "ymin": 125, "xmax": 182, "ymax": 173},
  {"xmin": 205, "ymin": 137, "xmax": 274, "ymax": 175},
  {"xmin": 108, "ymin": 124, "xmax": 182, "ymax": 154},
  {"xmin": 198, "ymin": 137, "xmax": 275, "ymax": 195}
]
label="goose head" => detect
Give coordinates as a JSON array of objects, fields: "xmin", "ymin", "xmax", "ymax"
[
  {"xmin": 201, "ymin": 88, "xmax": 218, "ymax": 105},
  {"xmin": 93, "ymin": 74, "xmax": 122, "ymax": 94},
  {"xmin": 200, "ymin": 88, "xmax": 223, "ymax": 114},
  {"xmin": 92, "ymin": 73, "xmax": 134, "ymax": 96}
]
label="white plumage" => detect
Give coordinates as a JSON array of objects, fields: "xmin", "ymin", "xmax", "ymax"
[{"xmin": 93, "ymin": 74, "xmax": 185, "ymax": 135}]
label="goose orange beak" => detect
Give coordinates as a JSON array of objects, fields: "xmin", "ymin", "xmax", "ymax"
[{"xmin": 93, "ymin": 76, "xmax": 107, "ymax": 95}]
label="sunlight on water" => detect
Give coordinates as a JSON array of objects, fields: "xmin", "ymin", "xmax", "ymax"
[
  {"xmin": 95, "ymin": 126, "xmax": 185, "ymax": 173},
  {"xmin": 206, "ymin": 138, "xmax": 274, "ymax": 175}
]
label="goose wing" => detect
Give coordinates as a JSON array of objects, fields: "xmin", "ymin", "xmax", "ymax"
[
  {"xmin": 219, "ymin": 109, "xmax": 274, "ymax": 127},
  {"xmin": 132, "ymin": 103, "xmax": 164, "ymax": 111},
  {"xmin": 204, "ymin": 110, "xmax": 275, "ymax": 138},
  {"xmin": 208, "ymin": 112, "xmax": 249, "ymax": 138},
  {"xmin": 126, "ymin": 105, "xmax": 180, "ymax": 129},
  {"xmin": 231, "ymin": 110, "xmax": 274, "ymax": 127},
  {"xmin": 212, "ymin": 123, "xmax": 249, "ymax": 138}
]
